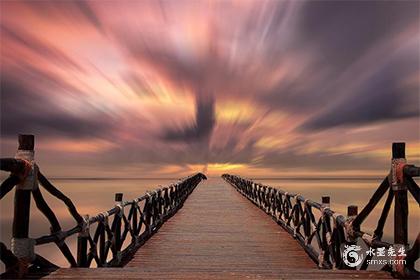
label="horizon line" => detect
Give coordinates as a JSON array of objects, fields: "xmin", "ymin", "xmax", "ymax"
[{"xmin": 26, "ymin": 176, "xmax": 390, "ymax": 181}]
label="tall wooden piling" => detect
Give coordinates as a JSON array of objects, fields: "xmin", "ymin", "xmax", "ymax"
[
  {"xmin": 392, "ymin": 142, "xmax": 408, "ymax": 246},
  {"xmin": 12, "ymin": 134, "xmax": 35, "ymax": 263}
]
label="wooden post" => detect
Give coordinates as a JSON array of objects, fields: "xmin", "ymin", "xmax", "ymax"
[
  {"xmin": 321, "ymin": 196, "xmax": 331, "ymax": 267},
  {"xmin": 392, "ymin": 142, "xmax": 408, "ymax": 246},
  {"xmin": 144, "ymin": 191, "xmax": 152, "ymax": 234},
  {"xmin": 11, "ymin": 134, "xmax": 35, "ymax": 264},
  {"xmin": 77, "ymin": 215, "xmax": 89, "ymax": 267},
  {"xmin": 346, "ymin": 205, "xmax": 358, "ymax": 269},
  {"xmin": 347, "ymin": 205, "xmax": 358, "ymax": 219},
  {"xmin": 115, "ymin": 193, "xmax": 123, "ymax": 203},
  {"xmin": 157, "ymin": 189, "xmax": 162, "ymax": 222},
  {"xmin": 322, "ymin": 196, "xmax": 330, "ymax": 208},
  {"xmin": 114, "ymin": 193, "xmax": 123, "ymax": 265}
]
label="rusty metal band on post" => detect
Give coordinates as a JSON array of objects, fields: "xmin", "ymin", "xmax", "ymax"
[{"xmin": 14, "ymin": 150, "xmax": 38, "ymax": 191}]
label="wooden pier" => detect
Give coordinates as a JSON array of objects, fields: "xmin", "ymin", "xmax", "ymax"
[
  {"xmin": 29, "ymin": 179, "xmax": 391, "ymax": 279},
  {"xmin": 1, "ymin": 135, "xmax": 419, "ymax": 279}
]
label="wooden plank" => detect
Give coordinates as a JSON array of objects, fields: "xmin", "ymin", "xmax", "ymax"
[{"xmin": 35, "ymin": 268, "xmax": 393, "ymax": 279}]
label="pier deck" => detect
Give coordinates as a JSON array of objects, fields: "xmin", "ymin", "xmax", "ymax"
[{"xmin": 37, "ymin": 178, "xmax": 392, "ymax": 279}]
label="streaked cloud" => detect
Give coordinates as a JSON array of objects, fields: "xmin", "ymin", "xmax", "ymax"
[{"xmin": 1, "ymin": 0, "xmax": 418, "ymax": 177}]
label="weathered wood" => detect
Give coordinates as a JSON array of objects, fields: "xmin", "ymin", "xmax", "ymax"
[
  {"xmin": 222, "ymin": 173, "xmax": 414, "ymax": 273},
  {"xmin": 321, "ymin": 196, "xmax": 330, "ymax": 207},
  {"xmin": 12, "ymin": 135, "xmax": 33, "ymax": 243},
  {"xmin": 392, "ymin": 142, "xmax": 405, "ymax": 159},
  {"xmin": 32, "ymin": 187, "xmax": 61, "ymax": 233},
  {"xmin": 392, "ymin": 143, "xmax": 408, "ymax": 246},
  {"xmin": 347, "ymin": 205, "xmax": 358, "ymax": 217},
  {"xmin": 33, "ymin": 254, "xmax": 59, "ymax": 270},
  {"xmin": 0, "ymin": 175, "xmax": 19, "ymax": 199},
  {"xmin": 115, "ymin": 193, "xmax": 123, "ymax": 202},
  {"xmin": 99, "ymin": 223, "xmax": 106, "ymax": 264},
  {"xmin": 0, "ymin": 242, "xmax": 18, "ymax": 270},
  {"xmin": 30, "ymin": 267, "xmax": 394, "ymax": 279},
  {"xmin": 13, "ymin": 189, "xmax": 31, "ymax": 239},
  {"xmin": 373, "ymin": 188, "xmax": 393, "ymax": 240},
  {"xmin": 56, "ymin": 241, "xmax": 77, "ymax": 267},
  {"xmin": 406, "ymin": 177, "xmax": 420, "ymax": 204},
  {"xmin": 18, "ymin": 134, "xmax": 34, "ymax": 150},
  {"xmin": 113, "ymin": 193, "xmax": 123, "ymax": 264},
  {"xmin": 0, "ymin": 158, "xmax": 27, "ymax": 174},
  {"xmin": 351, "ymin": 178, "xmax": 388, "ymax": 229},
  {"xmin": 127, "ymin": 178, "xmax": 317, "ymax": 272},
  {"xmin": 32, "ymin": 178, "xmax": 392, "ymax": 279},
  {"xmin": 404, "ymin": 164, "xmax": 420, "ymax": 177},
  {"xmin": 77, "ymin": 214, "xmax": 89, "ymax": 267},
  {"xmin": 38, "ymin": 171, "xmax": 84, "ymax": 224},
  {"xmin": 131, "ymin": 204, "xmax": 138, "ymax": 238},
  {"xmin": 394, "ymin": 189, "xmax": 408, "ymax": 245},
  {"xmin": 77, "ymin": 235, "xmax": 88, "ymax": 267},
  {"xmin": 405, "ymin": 233, "xmax": 419, "ymax": 270}
]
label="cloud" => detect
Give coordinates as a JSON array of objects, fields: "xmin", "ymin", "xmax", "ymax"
[
  {"xmin": 1, "ymin": 25, "xmax": 83, "ymax": 72},
  {"xmin": 0, "ymin": 75, "xmax": 115, "ymax": 139},
  {"xmin": 162, "ymin": 95, "xmax": 215, "ymax": 143},
  {"xmin": 300, "ymin": 37, "xmax": 419, "ymax": 130},
  {"xmin": 0, "ymin": 1, "xmax": 419, "ymax": 177},
  {"xmin": 257, "ymin": 148, "xmax": 385, "ymax": 173},
  {"xmin": 258, "ymin": 0, "xmax": 420, "ymax": 130},
  {"xmin": 19, "ymin": 0, "xmax": 106, "ymax": 34},
  {"xmin": 297, "ymin": 1, "xmax": 419, "ymax": 69},
  {"xmin": 73, "ymin": 1, "xmax": 106, "ymax": 34}
]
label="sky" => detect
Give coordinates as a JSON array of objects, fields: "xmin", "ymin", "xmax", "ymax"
[{"xmin": 1, "ymin": 0, "xmax": 419, "ymax": 178}]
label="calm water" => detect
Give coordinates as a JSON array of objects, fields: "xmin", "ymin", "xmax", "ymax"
[{"xmin": 1, "ymin": 177, "xmax": 419, "ymax": 272}]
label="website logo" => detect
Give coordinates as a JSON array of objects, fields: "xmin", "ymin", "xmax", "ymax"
[{"xmin": 342, "ymin": 245, "xmax": 364, "ymax": 267}]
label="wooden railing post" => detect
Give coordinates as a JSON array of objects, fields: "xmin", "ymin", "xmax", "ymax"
[
  {"xmin": 346, "ymin": 205, "xmax": 358, "ymax": 241},
  {"xmin": 320, "ymin": 196, "xmax": 331, "ymax": 268},
  {"xmin": 77, "ymin": 215, "xmax": 89, "ymax": 267},
  {"xmin": 144, "ymin": 192, "xmax": 152, "ymax": 235},
  {"xmin": 391, "ymin": 142, "xmax": 408, "ymax": 246},
  {"xmin": 11, "ymin": 134, "xmax": 35, "ymax": 269},
  {"xmin": 322, "ymin": 196, "xmax": 330, "ymax": 208},
  {"xmin": 113, "ymin": 193, "xmax": 123, "ymax": 265},
  {"xmin": 344, "ymin": 205, "xmax": 358, "ymax": 269},
  {"xmin": 347, "ymin": 205, "xmax": 358, "ymax": 219}
]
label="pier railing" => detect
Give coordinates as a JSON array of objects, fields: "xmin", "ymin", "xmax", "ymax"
[
  {"xmin": 0, "ymin": 134, "xmax": 206, "ymax": 278},
  {"xmin": 222, "ymin": 143, "xmax": 419, "ymax": 279}
]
